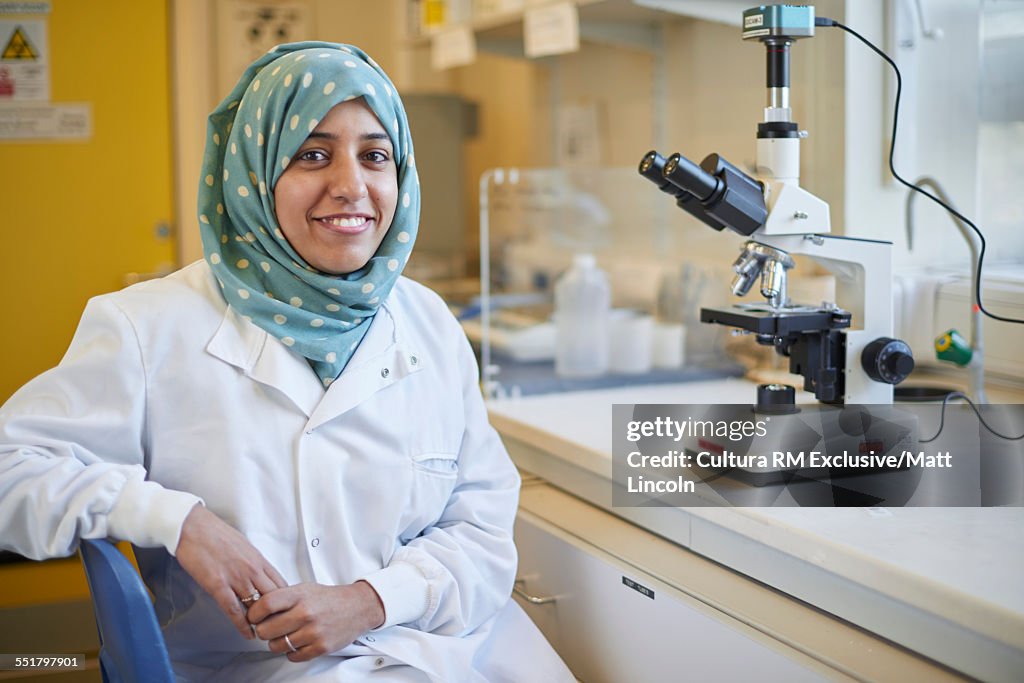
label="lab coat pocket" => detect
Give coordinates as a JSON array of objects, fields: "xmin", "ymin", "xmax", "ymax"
[
  {"xmin": 401, "ymin": 452, "xmax": 460, "ymax": 541},
  {"xmin": 410, "ymin": 451, "xmax": 459, "ymax": 478}
]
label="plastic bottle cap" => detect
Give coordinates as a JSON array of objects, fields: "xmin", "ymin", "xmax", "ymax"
[{"xmin": 573, "ymin": 253, "xmax": 596, "ymax": 268}]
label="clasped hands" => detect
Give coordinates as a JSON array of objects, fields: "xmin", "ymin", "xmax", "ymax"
[{"xmin": 176, "ymin": 505, "xmax": 385, "ymax": 662}]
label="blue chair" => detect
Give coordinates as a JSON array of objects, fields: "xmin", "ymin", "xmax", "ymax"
[{"xmin": 79, "ymin": 539, "xmax": 175, "ymax": 683}]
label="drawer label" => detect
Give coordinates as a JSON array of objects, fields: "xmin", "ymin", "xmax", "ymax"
[{"xmin": 622, "ymin": 576, "xmax": 654, "ymax": 600}]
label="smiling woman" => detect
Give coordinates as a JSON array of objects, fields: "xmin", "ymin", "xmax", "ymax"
[
  {"xmin": 0, "ymin": 41, "xmax": 573, "ymax": 683},
  {"xmin": 199, "ymin": 43, "xmax": 419, "ymax": 385},
  {"xmin": 274, "ymin": 99, "xmax": 399, "ymax": 276}
]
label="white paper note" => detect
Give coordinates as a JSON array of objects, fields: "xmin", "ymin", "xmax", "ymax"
[
  {"xmin": 431, "ymin": 25, "xmax": 476, "ymax": 70},
  {"xmin": 523, "ymin": 2, "xmax": 579, "ymax": 58},
  {"xmin": 0, "ymin": 102, "xmax": 90, "ymax": 140}
]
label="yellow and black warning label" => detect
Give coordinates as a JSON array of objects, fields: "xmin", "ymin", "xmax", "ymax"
[
  {"xmin": 2, "ymin": 26, "xmax": 37, "ymax": 59},
  {"xmin": 0, "ymin": 19, "xmax": 48, "ymax": 100}
]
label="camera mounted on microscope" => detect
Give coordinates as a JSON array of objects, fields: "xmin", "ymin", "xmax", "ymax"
[{"xmin": 636, "ymin": 4, "xmax": 915, "ymax": 406}]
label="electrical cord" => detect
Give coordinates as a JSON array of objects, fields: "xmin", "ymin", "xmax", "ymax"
[
  {"xmin": 816, "ymin": 16, "xmax": 1024, "ymax": 325},
  {"xmin": 919, "ymin": 391, "xmax": 1024, "ymax": 443}
]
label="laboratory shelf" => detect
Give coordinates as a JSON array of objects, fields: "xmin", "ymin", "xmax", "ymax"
[{"xmin": 408, "ymin": 0, "xmax": 753, "ymax": 56}]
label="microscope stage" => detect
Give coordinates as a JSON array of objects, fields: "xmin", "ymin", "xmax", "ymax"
[{"xmin": 701, "ymin": 304, "xmax": 851, "ymax": 337}]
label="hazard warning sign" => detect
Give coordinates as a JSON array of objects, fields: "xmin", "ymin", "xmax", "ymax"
[
  {"xmin": 2, "ymin": 26, "xmax": 37, "ymax": 59},
  {"xmin": 0, "ymin": 19, "xmax": 48, "ymax": 100}
]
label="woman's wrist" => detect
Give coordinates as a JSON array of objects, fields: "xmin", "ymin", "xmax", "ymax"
[{"xmin": 353, "ymin": 580, "xmax": 386, "ymax": 631}]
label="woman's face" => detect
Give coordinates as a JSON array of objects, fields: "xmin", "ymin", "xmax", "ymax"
[{"xmin": 273, "ymin": 99, "xmax": 398, "ymax": 275}]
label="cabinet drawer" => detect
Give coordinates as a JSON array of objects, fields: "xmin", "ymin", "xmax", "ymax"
[{"xmin": 514, "ymin": 512, "xmax": 831, "ymax": 683}]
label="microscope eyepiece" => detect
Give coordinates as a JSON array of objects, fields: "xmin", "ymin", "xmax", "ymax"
[
  {"xmin": 638, "ymin": 150, "xmax": 668, "ymax": 184},
  {"xmin": 637, "ymin": 149, "xmax": 766, "ymax": 235},
  {"xmin": 662, "ymin": 153, "xmax": 720, "ymax": 202}
]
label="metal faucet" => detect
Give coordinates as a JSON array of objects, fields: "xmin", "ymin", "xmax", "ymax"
[{"xmin": 905, "ymin": 176, "xmax": 986, "ymax": 403}]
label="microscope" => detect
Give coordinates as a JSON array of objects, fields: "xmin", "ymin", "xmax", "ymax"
[{"xmin": 639, "ymin": 4, "xmax": 914, "ymax": 409}]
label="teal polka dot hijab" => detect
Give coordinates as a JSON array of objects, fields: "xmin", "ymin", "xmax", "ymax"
[{"xmin": 198, "ymin": 42, "xmax": 419, "ymax": 386}]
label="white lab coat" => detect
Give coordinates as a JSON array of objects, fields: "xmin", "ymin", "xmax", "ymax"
[{"xmin": 0, "ymin": 261, "xmax": 573, "ymax": 682}]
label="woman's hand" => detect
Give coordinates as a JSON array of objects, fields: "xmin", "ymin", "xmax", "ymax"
[
  {"xmin": 246, "ymin": 581, "xmax": 385, "ymax": 662},
  {"xmin": 175, "ymin": 504, "xmax": 288, "ymax": 639}
]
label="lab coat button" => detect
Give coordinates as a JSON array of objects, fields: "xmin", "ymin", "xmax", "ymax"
[
  {"xmin": 381, "ymin": 367, "xmax": 390, "ymax": 378},
  {"xmin": 365, "ymin": 635, "xmax": 376, "ymax": 643},
  {"xmin": 410, "ymin": 355, "xmax": 418, "ymax": 365},
  {"xmin": 311, "ymin": 537, "xmax": 319, "ymax": 548},
  {"xmin": 375, "ymin": 657, "xmax": 385, "ymax": 667}
]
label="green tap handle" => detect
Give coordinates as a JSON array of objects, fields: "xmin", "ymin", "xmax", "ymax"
[{"xmin": 935, "ymin": 328, "xmax": 972, "ymax": 366}]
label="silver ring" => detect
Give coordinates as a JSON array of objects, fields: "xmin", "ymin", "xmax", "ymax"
[
  {"xmin": 284, "ymin": 634, "xmax": 298, "ymax": 653},
  {"xmin": 239, "ymin": 591, "xmax": 260, "ymax": 605}
]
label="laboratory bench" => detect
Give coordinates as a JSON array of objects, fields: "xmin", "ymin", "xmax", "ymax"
[{"xmin": 496, "ymin": 378, "xmax": 1024, "ymax": 683}]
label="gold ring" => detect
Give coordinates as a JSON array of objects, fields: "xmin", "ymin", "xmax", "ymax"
[
  {"xmin": 239, "ymin": 591, "xmax": 260, "ymax": 604},
  {"xmin": 284, "ymin": 634, "xmax": 298, "ymax": 653}
]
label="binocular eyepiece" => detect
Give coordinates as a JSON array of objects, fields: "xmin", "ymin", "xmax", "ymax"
[{"xmin": 637, "ymin": 149, "xmax": 768, "ymax": 236}]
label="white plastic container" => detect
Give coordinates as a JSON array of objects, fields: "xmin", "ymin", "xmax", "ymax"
[
  {"xmin": 609, "ymin": 310, "xmax": 653, "ymax": 374},
  {"xmin": 555, "ymin": 253, "xmax": 610, "ymax": 378},
  {"xmin": 653, "ymin": 322, "xmax": 686, "ymax": 369}
]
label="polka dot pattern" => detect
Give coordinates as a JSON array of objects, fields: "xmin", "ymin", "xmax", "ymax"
[{"xmin": 197, "ymin": 42, "xmax": 419, "ymax": 384}]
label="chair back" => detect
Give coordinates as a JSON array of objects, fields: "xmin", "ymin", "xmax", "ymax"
[{"xmin": 79, "ymin": 539, "xmax": 175, "ymax": 683}]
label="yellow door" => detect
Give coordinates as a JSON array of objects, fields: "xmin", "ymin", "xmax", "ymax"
[{"xmin": 0, "ymin": 0, "xmax": 174, "ymax": 402}]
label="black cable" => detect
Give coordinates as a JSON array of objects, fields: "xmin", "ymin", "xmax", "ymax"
[
  {"xmin": 919, "ymin": 391, "xmax": 1024, "ymax": 443},
  {"xmin": 816, "ymin": 16, "xmax": 1023, "ymax": 325}
]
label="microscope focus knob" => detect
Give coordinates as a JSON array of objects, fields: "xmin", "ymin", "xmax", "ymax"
[{"xmin": 862, "ymin": 338, "xmax": 915, "ymax": 385}]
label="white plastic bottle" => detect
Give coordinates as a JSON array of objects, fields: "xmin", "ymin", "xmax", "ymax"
[{"xmin": 555, "ymin": 253, "xmax": 610, "ymax": 378}]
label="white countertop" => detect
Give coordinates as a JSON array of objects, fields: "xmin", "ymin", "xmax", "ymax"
[{"xmin": 489, "ymin": 378, "xmax": 1024, "ymax": 682}]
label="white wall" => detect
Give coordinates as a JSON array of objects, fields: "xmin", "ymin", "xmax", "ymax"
[{"xmin": 844, "ymin": 0, "xmax": 980, "ymax": 271}]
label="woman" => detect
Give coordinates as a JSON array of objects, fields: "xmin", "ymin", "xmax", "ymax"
[{"xmin": 0, "ymin": 42, "xmax": 572, "ymax": 681}]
